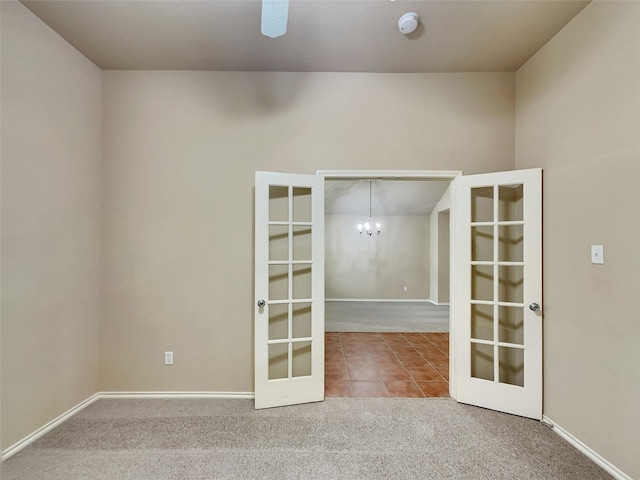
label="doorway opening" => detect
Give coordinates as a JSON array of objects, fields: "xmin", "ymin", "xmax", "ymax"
[
  {"xmin": 255, "ymin": 168, "xmax": 541, "ymax": 416},
  {"xmin": 318, "ymin": 170, "xmax": 460, "ymax": 398}
]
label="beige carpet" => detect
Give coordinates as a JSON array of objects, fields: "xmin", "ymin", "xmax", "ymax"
[{"xmin": 1, "ymin": 398, "xmax": 611, "ymax": 479}]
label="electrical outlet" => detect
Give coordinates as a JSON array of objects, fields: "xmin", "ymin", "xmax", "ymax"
[
  {"xmin": 164, "ymin": 351, "xmax": 174, "ymax": 365},
  {"xmin": 403, "ymin": 285, "xmax": 408, "ymax": 292}
]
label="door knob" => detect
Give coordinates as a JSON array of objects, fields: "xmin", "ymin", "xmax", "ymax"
[
  {"xmin": 257, "ymin": 299, "xmax": 266, "ymax": 308},
  {"xmin": 529, "ymin": 303, "xmax": 541, "ymax": 312}
]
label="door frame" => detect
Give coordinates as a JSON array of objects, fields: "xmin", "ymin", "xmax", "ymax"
[{"xmin": 317, "ymin": 169, "xmax": 463, "ymax": 399}]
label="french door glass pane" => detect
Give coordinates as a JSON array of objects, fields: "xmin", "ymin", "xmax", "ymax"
[
  {"xmin": 471, "ymin": 226, "xmax": 494, "ymax": 261},
  {"xmin": 498, "ymin": 225, "xmax": 523, "ymax": 262},
  {"xmin": 292, "ymin": 264, "xmax": 312, "ymax": 299},
  {"xmin": 269, "ymin": 186, "xmax": 289, "ymax": 222},
  {"xmin": 499, "ymin": 347, "xmax": 524, "ymax": 387},
  {"xmin": 471, "ymin": 343, "xmax": 494, "ymax": 381},
  {"xmin": 471, "ymin": 265, "xmax": 494, "ymax": 301},
  {"xmin": 292, "ymin": 187, "xmax": 312, "ymax": 222},
  {"xmin": 269, "ymin": 344, "xmax": 288, "ymax": 380},
  {"xmin": 498, "ymin": 266, "xmax": 524, "ymax": 303},
  {"xmin": 292, "ymin": 303, "xmax": 312, "ymax": 338},
  {"xmin": 471, "ymin": 304, "xmax": 493, "ymax": 341},
  {"xmin": 292, "ymin": 341, "xmax": 312, "ymax": 377},
  {"xmin": 471, "ymin": 187, "xmax": 494, "ymax": 223},
  {"xmin": 499, "ymin": 184, "xmax": 523, "ymax": 222},
  {"xmin": 269, "ymin": 225, "xmax": 288, "ymax": 261},
  {"xmin": 269, "ymin": 265, "xmax": 288, "ymax": 301},
  {"xmin": 268, "ymin": 304, "xmax": 288, "ymax": 341},
  {"xmin": 293, "ymin": 226, "xmax": 312, "ymax": 261},
  {"xmin": 499, "ymin": 306, "xmax": 524, "ymax": 345}
]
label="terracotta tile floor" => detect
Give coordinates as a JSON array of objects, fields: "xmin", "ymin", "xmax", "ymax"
[{"xmin": 325, "ymin": 332, "xmax": 450, "ymax": 398}]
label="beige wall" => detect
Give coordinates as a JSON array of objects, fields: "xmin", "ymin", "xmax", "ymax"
[
  {"xmin": 436, "ymin": 211, "xmax": 450, "ymax": 304},
  {"xmin": 515, "ymin": 2, "xmax": 640, "ymax": 478},
  {"xmin": 429, "ymin": 185, "xmax": 452, "ymax": 304},
  {"xmin": 0, "ymin": 1, "xmax": 102, "ymax": 449},
  {"xmin": 325, "ymin": 214, "xmax": 430, "ymax": 300},
  {"xmin": 100, "ymin": 71, "xmax": 515, "ymax": 391}
]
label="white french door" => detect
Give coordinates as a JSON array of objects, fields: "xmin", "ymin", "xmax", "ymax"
[
  {"xmin": 254, "ymin": 171, "xmax": 325, "ymax": 409},
  {"xmin": 453, "ymin": 169, "xmax": 542, "ymax": 419}
]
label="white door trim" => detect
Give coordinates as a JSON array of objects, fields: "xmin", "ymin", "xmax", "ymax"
[{"xmin": 317, "ymin": 170, "xmax": 463, "ymax": 180}]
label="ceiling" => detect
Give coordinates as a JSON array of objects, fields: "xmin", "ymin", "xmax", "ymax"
[
  {"xmin": 19, "ymin": 1, "xmax": 587, "ymax": 215},
  {"xmin": 21, "ymin": 0, "xmax": 589, "ymax": 72},
  {"xmin": 325, "ymin": 179, "xmax": 450, "ymax": 216}
]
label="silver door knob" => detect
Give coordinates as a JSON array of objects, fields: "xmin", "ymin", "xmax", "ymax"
[
  {"xmin": 529, "ymin": 303, "xmax": 541, "ymax": 312},
  {"xmin": 257, "ymin": 299, "xmax": 266, "ymax": 308}
]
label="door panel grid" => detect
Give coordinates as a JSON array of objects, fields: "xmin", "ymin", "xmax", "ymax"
[
  {"xmin": 470, "ymin": 184, "xmax": 525, "ymax": 386},
  {"xmin": 267, "ymin": 186, "xmax": 313, "ymax": 381}
]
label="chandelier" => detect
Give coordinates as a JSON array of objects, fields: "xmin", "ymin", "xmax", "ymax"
[{"xmin": 357, "ymin": 180, "xmax": 381, "ymax": 236}]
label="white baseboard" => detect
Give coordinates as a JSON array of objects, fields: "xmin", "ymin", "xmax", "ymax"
[
  {"xmin": 1, "ymin": 391, "xmax": 255, "ymax": 461},
  {"xmin": 428, "ymin": 300, "xmax": 450, "ymax": 306},
  {"xmin": 325, "ymin": 298, "xmax": 433, "ymax": 303},
  {"xmin": 1, "ymin": 392, "xmax": 101, "ymax": 461},
  {"xmin": 542, "ymin": 415, "xmax": 631, "ymax": 480},
  {"xmin": 99, "ymin": 391, "xmax": 255, "ymax": 400}
]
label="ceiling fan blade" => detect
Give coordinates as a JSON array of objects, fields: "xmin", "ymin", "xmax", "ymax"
[{"xmin": 261, "ymin": 0, "xmax": 289, "ymax": 38}]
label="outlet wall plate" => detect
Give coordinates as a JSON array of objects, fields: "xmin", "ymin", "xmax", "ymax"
[{"xmin": 591, "ymin": 245, "xmax": 604, "ymax": 264}]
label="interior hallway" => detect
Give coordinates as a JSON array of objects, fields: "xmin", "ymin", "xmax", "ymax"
[{"xmin": 325, "ymin": 332, "xmax": 450, "ymax": 398}]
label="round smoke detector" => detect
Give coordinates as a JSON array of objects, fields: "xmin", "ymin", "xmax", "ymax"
[{"xmin": 398, "ymin": 12, "xmax": 419, "ymax": 35}]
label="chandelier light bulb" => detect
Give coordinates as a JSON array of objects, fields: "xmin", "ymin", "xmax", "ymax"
[{"xmin": 355, "ymin": 180, "xmax": 382, "ymax": 236}]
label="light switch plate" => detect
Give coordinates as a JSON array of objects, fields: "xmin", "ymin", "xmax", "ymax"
[
  {"xmin": 591, "ymin": 245, "xmax": 604, "ymax": 264},
  {"xmin": 164, "ymin": 351, "xmax": 174, "ymax": 365}
]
